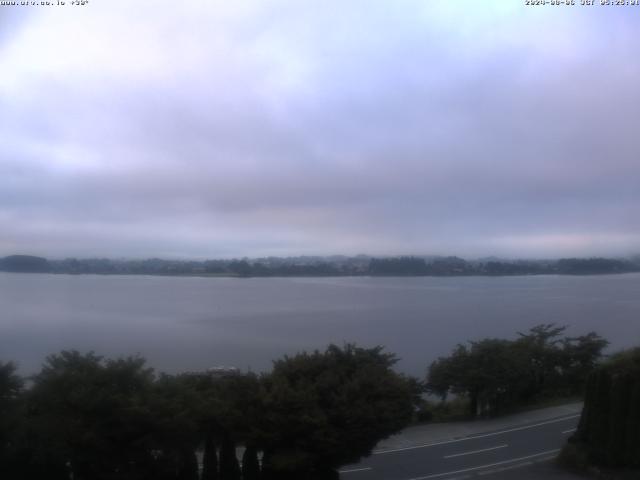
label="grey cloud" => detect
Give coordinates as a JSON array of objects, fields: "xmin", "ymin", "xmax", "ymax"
[{"xmin": 0, "ymin": 1, "xmax": 639, "ymax": 258}]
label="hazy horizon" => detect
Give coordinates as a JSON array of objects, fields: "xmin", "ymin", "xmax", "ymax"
[{"xmin": 2, "ymin": 1, "xmax": 639, "ymax": 259}]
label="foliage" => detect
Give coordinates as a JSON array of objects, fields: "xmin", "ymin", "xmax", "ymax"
[
  {"xmin": 259, "ymin": 344, "xmax": 417, "ymax": 476},
  {"xmin": 23, "ymin": 351, "xmax": 157, "ymax": 480},
  {"xmin": 241, "ymin": 446, "xmax": 260, "ymax": 480},
  {"xmin": 426, "ymin": 324, "xmax": 608, "ymax": 416},
  {"xmin": 369, "ymin": 257, "xmax": 428, "ymax": 275},
  {"xmin": 567, "ymin": 347, "xmax": 640, "ymax": 469},
  {"xmin": 0, "ymin": 255, "xmax": 50, "ymax": 273},
  {"xmin": 414, "ymin": 397, "xmax": 470, "ymax": 423},
  {"xmin": 555, "ymin": 258, "xmax": 635, "ymax": 275},
  {"xmin": 0, "ymin": 362, "xmax": 23, "ymax": 475},
  {"xmin": 0, "ymin": 333, "xmax": 612, "ymax": 479},
  {"xmin": 0, "ymin": 344, "xmax": 418, "ymax": 479},
  {"xmin": 4, "ymin": 253, "xmax": 638, "ymax": 277}
]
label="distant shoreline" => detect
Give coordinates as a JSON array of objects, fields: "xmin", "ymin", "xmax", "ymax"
[
  {"xmin": 2, "ymin": 270, "xmax": 640, "ymax": 280},
  {"xmin": 1, "ymin": 254, "xmax": 639, "ymax": 278}
]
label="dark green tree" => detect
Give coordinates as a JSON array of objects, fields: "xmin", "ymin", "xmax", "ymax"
[
  {"xmin": 258, "ymin": 344, "xmax": 416, "ymax": 478},
  {"xmin": 560, "ymin": 332, "xmax": 609, "ymax": 394},
  {"xmin": 427, "ymin": 339, "xmax": 529, "ymax": 416},
  {"xmin": 180, "ymin": 370, "xmax": 261, "ymax": 480},
  {"xmin": 0, "ymin": 362, "xmax": 24, "ymax": 478},
  {"xmin": 214, "ymin": 373, "xmax": 261, "ymax": 480},
  {"xmin": 427, "ymin": 325, "xmax": 608, "ymax": 417},
  {"xmin": 426, "ymin": 346, "xmax": 466, "ymax": 402},
  {"xmin": 219, "ymin": 434, "xmax": 241, "ymax": 480},
  {"xmin": 242, "ymin": 445, "xmax": 261, "ymax": 480},
  {"xmin": 148, "ymin": 373, "xmax": 204, "ymax": 480},
  {"xmin": 568, "ymin": 348, "xmax": 640, "ymax": 468},
  {"xmin": 201, "ymin": 432, "xmax": 219, "ymax": 480},
  {"xmin": 23, "ymin": 351, "xmax": 158, "ymax": 480},
  {"xmin": 516, "ymin": 323, "xmax": 567, "ymax": 397}
]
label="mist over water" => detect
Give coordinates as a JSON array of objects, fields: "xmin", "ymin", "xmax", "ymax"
[{"xmin": 1, "ymin": 272, "xmax": 639, "ymax": 377}]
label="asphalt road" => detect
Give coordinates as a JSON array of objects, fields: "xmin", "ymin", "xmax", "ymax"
[{"xmin": 339, "ymin": 413, "xmax": 581, "ymax": 480}]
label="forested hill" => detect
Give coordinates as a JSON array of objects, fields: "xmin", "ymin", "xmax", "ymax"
[
  {"xmin": 0, "ymin": 255, "xmax": 51, "ymax": 273},
  {"xmin": 1, "ymin": 254, "xmax": 639, "ymax": 277}
]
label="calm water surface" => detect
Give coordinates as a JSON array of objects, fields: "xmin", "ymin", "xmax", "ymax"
[{"xmin": 1, "ymin": 273, "xmax": 639, "ymax": 376}]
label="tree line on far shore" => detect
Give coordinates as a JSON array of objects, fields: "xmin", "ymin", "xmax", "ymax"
[
  {"xmin": 1, "ymin": 254, "xmax": 639, "ymax": 277},
  {"xmin": 0, "ymin": 325, "xmax": 611, "ymax": 480}
]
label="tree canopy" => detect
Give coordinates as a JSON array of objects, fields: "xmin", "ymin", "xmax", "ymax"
[
  {"xmin": 259, "ymin": 344, "xmax": 417, "ymax": 477},
  {"xmin": 426, "ymin": 324, "xmax": 608, "ymax": 416},
  {"xmin": 0, "ymin": 344, "xmax": 417, "ymax": 480},
  {"xmin": 567, "ymin": 347, "xmax": 640, "ymax": 469}
]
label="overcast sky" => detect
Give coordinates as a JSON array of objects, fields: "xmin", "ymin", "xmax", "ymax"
[{"xmin": 1, "ymin": 1, "xmax": 639, "ymax": 259}]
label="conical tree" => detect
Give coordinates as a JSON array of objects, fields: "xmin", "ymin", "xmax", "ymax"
[
  {"xmin": 202, "ymin": 433, "xmax": 219, "ymax": 480},
  {"xmin": 241, "ymin": 445, "xmax": 260, "ymax": 480},
  {"xmin": 219, "ymin": 435, "xmax": 241, "ymax": 480},
  {"xmin": 607, "ymin": 372, "xmax": 631, "ymax": 465},
  {"xmin": 178, "ymin": 449, "xmax": 199, "ymax": 480},
  {"xmin": 569, "ymin": 348, "xmax": 640, "ymax": 469},
  {"xmin": 625, "ymin": 378, "xmax": 640, "ymax": 464}
]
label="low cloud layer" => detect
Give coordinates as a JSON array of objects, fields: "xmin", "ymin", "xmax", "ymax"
[{"xmin": 1, "ymin": 1, "xmax": 639, "ymax": 259}]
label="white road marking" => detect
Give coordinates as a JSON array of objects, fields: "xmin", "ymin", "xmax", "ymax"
[
  {"xmin": 339, "ymin": 467, "xmax": 372, "ymax": 474},
  {"xmin": 443, "ymin": 444, "xmax": 508, "ymax": 459},
  {"xmin": 562, "ymin": 428, "xmax": 577, "ymax": 434},
  {"xmin": 535, "ymin": 455, "xmax": 558, "ymax": 463},
  {"xmin": 374, "ymin": 414, "xmax": 580, "ymax": 455},
  {"xmin": 405, "ymin": 449, "xmax": 561, "ymax": 480},
  {"xmin": 478, "ymin": 461, "xmax": 532, "ymax": 475}
]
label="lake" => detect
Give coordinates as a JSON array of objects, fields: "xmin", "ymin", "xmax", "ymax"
[{"xmin": 1, "ymin": 272, "xmax": 639, "ymax": 377}]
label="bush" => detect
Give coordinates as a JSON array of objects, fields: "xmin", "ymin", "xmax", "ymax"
[
  {"xmin": 567, "ymin": 348, "xmax": 640, "ymax": 470},
  {"xmin": 558, "ymin": 442, "xmax": 591, "ymax": 472}
]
